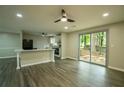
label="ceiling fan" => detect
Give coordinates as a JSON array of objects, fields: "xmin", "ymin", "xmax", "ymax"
[
  {"xmin": 41, "ymin": 32, "xmax": 56, "ymax": 37},
  {"xmin": 41, "ymin": 32, "xmax": 47, "ymax": 37},
  {"xmin": 54, "ymin": 9, "xmax": 75, "ymax": 23}
]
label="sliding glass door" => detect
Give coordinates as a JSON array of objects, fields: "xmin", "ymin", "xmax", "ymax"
[
  {"xmin": 80, "ymin": 34, "xmax": 91, "ymax": 62},
  {"xmin": 79, "ymin": 31, "xmax": 107, "ymax": 66}
]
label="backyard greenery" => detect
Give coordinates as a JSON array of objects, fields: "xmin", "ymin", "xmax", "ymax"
[
  {"xmin": 80, "ymin": 34, "xmax": 90, "ymax": 48},
  {"xmin": 80, "ymin": 32, "xmax": 106, "ymax": 54}
]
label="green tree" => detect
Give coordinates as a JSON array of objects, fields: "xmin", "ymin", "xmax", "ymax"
[
  {"xmin": 97, "ymin": 32, "xmax": 105, "ymax": 55},
  {"xmin": 80, "ymin": 34, "xmax": 90, "ymax": 48}
]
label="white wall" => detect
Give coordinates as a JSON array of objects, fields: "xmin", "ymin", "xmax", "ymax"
[
  {"xmin": 66, "ymin": 22, "xmax": 124, "ymax": 70},
  {"xmin": 109, "ymin": 23, "xmax": 124, "ymax": 70},
  {"xmin": 23, "ymin": 34, "xmax": 50, "ymax": 49},
  {"xmin": 67, "ymin": 32, "xmax": 79, "ymax": 59},
  {"xmin": 0, "ymin": 32, "xmax": 21, "ymax": 57},
  {"xmin": 61, "ymin": 33, "xmax": 67, "ymax": 59}
]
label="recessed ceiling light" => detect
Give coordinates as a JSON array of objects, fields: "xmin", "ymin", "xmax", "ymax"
[
  {"xmin": 16, "ymin": 13, "xmax": 23, "ymax": 18},
  {"xmin": 64, "ymin": 26, "xmax": 68, "ymax": 29},
  {"xmin": 103, "ymin": 13, "xmax": 109, "ymax": 17}
]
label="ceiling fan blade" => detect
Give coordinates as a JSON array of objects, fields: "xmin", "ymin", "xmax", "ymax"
[
  {"xmin": 67, "ymin": 19, "xmax": 75, "ymax": 22},
  {"xmin": 54, "ymin": 19, "xmax": 61, "ymax": 23},
  {"xmin": 62, "ymin": 9, "xmax": 65, "ymax": 14},
  {"xmin": 62, "ymin": 9, "xmax": 66, "ymax": 17}
]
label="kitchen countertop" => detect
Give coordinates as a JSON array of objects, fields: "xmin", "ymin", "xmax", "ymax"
[{"xmin": 15, "ymin": 49, "xmax": 54, "ymax": 53}]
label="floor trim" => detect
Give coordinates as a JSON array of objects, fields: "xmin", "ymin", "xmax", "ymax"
[
  {"xmin": 108, "ymin": 66, "xmax": 124, "ymax": 72},
  {"xmin": 61, "ymin": 57, "xmax": 67, "ymax": 60},
  {"xmin": 21, "ymin": 60, "xmax": 52, "ymax": 68},
  {"xmin": 61, "ymin": 57, "xmax": 77, "ymax": 60},
  {"xmin": 67, "ymin": 57, "xmax": 77, "ymax": 60},
  {"xmin": 0, "ymin": 56, "xmax": 16, "ymax": 59}
]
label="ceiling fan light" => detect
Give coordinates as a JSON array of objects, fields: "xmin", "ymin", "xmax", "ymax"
[{"xmin": 61, "ymin": 18, "xmax": 67, "ymax": 22}]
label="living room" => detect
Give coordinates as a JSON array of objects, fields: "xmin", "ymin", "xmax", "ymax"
[{"xmin": 0, "ymin": 5, "xmax": 124, "ymax": 87}]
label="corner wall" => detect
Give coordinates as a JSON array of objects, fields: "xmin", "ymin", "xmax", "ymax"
[{"xmin": 61, "ymin": 33, "xmax": 68, "ymax": 59}]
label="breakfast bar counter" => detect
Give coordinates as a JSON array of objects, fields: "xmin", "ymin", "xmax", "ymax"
[{"xmin": 15, "ymin": 49, "xmax": 55, "ymax": 69}]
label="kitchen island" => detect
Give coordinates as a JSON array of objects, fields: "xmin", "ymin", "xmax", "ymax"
[{"xmin": 15, "ymin": 49, "xmax": 55, "ymax": 69}]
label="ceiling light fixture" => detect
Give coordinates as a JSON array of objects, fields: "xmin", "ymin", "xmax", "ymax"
[
  {"xmin": 103, "ymin": 13, "xmax": 109, "ymax": 17},
  {"xmin": 16, "ymin": 13, "xmax": 23, "ymax": 18},
  {"xmin": 61, "ymin": 17, "xmax": 67, "ymax": 22},
  {"xmin": 64, "ymin": 26, "xmax": 68, "ymax": 29}
]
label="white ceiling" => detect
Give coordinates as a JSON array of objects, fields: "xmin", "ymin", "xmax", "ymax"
[{"xmin": 0, "ymin": 5, "xmax": 124, "ymax": 33}]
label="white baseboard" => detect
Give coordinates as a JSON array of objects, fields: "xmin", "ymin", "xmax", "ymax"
[
  {"xmin": 0, "ymin": 56, "xmax": 16, "ymax": 59},
  {"xmin": 21, "ymin": 60, "xmax": 52, "ymax": 68},
  {"xmin": 108, "ymin": 66, "xmax": 124, "ymax": 72},
  {"xmin": 61, "ymin": 57, "xmax": 77, "ymax": 60},
  {"xmin": 61, "ymin": 57, "xmax": 67, "ymax": 60},
  {"xmin": 66, "ymin": 57, "xmax": 77, "ymax": 60}
]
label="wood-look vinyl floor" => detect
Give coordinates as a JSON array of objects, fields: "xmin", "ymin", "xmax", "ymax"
[{"xmin": 0, "ymin": 58, "xmax": 124, "ymax": 87}]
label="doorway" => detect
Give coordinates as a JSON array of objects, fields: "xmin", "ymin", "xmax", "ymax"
[{"xmin": 79, "ymin": 31, "xmax": 107, "ymax": 66}]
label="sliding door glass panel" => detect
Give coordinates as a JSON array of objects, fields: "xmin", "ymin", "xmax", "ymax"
[
  {"xmin": 91, "ymin": 32, "xmax": 106, "ymax": 65},
  {"xmin": 80, "ymin": 34, "xmax": 91, "ymax": 62}
]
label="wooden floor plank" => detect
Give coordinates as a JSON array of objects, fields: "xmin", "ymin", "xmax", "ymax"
[{"xmin": 0, "ymin": 58, "xmax": 124, "ymax": 87}]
